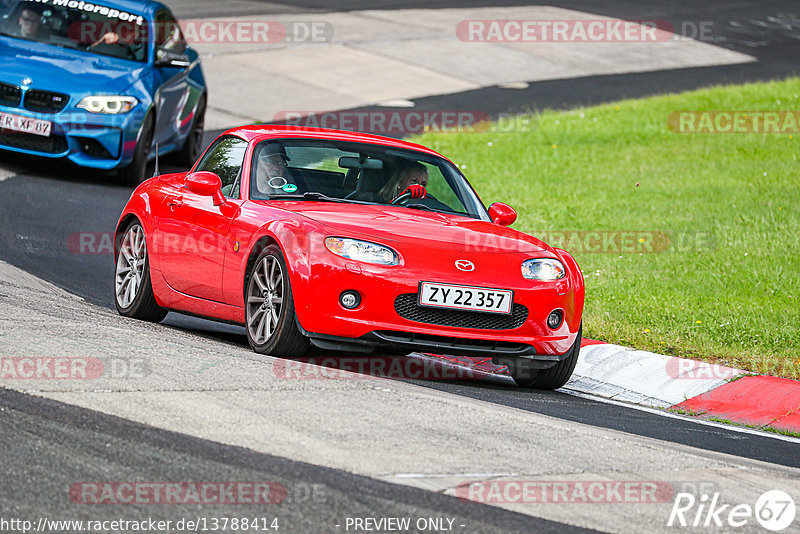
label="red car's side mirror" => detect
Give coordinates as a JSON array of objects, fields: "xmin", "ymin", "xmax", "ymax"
[
  {"xmin": 185, "ymin": 171, "xmax": 225, "ymax": 206},
  {"xmin": 488, "ymin": 202, "xmax": 517, "ymax": 226}
]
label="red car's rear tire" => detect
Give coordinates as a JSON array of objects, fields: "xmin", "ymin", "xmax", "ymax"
[
  {"xmin": 114, "ymin": 221, "xmax": 167, "ymax": 322},
  {"xmin": 245, "ymin": 245, "xmax": 309, "ymax": 357}
]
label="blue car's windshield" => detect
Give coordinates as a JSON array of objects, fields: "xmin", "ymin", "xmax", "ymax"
[{"xmin": 0, "ymin": 0, "xmax": 148, "ymax": 62}]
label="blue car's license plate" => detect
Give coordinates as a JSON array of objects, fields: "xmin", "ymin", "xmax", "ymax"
[{"xmin": 0, "ymin": 112, "xmax": 52, "ymax": 137}]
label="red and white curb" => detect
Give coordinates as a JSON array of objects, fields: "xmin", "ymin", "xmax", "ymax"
[
  {"xmin": 674, "ymin": 376, "xmax": 800, "ymax": 433},
  {"xmin": 416, "ymin": 339, "xmax": 800, "ymax": 434},
  {"xmin": 569, "ymin": 341, "xmax": 741, "ymax": 408},
  {"xmin": 571, "ymin": 340, "xmax": 800, "ymax": 434}
]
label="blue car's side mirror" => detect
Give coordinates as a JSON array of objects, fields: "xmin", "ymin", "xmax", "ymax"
[{"xmin": 155, "ymin": 49, "xmax": 190, "ymax": 68}]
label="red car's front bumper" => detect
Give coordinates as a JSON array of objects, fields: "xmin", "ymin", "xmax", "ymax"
[{"xmin": 289, "ymin": 243, "xmax": 584, "ymax": 361}]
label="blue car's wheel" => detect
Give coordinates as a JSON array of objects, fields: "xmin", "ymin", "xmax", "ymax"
[{"xmin": 118, "ymin": 114, "xmax": 154, "ymax": 185}]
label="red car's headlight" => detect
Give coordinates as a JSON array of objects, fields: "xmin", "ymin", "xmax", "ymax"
[
  {"xmin": 325, "ymin": 237, "xmax": 399, "ymax": 266},
  {"xmin": 521, "ymin": 258, "xmax": 566, "ymax": 281}
]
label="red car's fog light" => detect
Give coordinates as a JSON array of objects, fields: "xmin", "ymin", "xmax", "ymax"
[
  {"xmin": 547, "ymin": 310, "xmax": 563, "ymax": 329},
  {"xmin": 340, "ymin": 290, "xmax": 361, "ymax": 309}
]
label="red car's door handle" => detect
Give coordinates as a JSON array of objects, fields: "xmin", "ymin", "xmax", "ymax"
[{"xmin": 166, "ymin": 196, "xmax": 183, "ymax": 209}]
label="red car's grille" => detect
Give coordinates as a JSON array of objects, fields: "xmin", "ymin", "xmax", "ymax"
[{"xmin": 394, "ymin": 293, "xmax": 528, "ymax": 330}]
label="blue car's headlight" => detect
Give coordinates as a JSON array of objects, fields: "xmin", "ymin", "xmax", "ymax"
[
  {"xmin": 325, "ymin": 237, "xmax": 399, "ymax": 266},
  {"xmin": 77, "ymin": 96, "xmax": 138, "ymax": 114},
  {"xmin": 522, "ymin": 258, "xmax": 566, "ymax": 281}
]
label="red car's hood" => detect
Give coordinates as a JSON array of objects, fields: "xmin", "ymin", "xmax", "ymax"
[{"xmin": 278, "ymin": 202, "xmax": 549, "ymax": 254}]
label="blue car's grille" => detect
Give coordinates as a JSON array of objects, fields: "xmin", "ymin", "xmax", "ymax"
[
  {"xmin": 24, "ymin": 90, "xmax": 69, "ymax": 113},
  {"xmin": 0, "ymin": 83, "xmax": 22, "ymax": 108},
  {"xmin": 0, "ymin": 131, "xmax": 68, "ymax": 154}
]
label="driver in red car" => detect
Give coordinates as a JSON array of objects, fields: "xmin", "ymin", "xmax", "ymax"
[
  {"xmin": 380, "ymin": 161, "xmax": 428, "ymax": 203},
  {"xmin": 254, "ymin": 143, "xmax": 296, "ymax": 194}
]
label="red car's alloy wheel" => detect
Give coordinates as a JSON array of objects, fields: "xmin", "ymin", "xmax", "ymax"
[
  {"xmin": 114, "ymin": 222, "xmax": 167, "ymax": 322},
  {"xmin": 115, "ymin": 224, "xmax": 147, "ymax": 309},
  {"xmin": 247, "ymin": 254, "xmax": 284, "ymax": 345},
  {"xmin": 244, "ymin": 246, "xmax": 309, "ymax": 356}
]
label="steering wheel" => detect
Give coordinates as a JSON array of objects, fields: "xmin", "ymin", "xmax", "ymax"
[{"xmin": 389, "ymin": 191, "xmax": 412, "ymax": 205}]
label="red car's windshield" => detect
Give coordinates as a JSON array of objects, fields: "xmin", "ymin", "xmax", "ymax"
[
  {"xmin": 245, "ymin": 139, "xmax": 491, "ymax": 221},
  {"xmin": 0, "ymin": 0, "xmax": 148, "ymax": 62}
]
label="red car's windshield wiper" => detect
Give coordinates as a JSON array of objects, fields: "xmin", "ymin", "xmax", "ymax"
[
  {"xmin": 267, "ymin": 192, "xmax": 347, "ymax": 202},
  {"xmin": 268, "ymin": 192, "xmax": 378, "ymax": 204}
]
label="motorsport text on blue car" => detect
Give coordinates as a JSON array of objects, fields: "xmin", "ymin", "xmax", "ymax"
[{"xmin": 0, "ymin": 0, "xmax": 207, "ymax": 182}]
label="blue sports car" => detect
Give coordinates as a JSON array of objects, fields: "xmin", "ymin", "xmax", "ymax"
[{"xmin": 0, "ymin": 0, "xmax": 206, "ymax": 182}]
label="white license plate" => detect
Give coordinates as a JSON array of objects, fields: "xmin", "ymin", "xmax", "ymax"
[
  {"xmin": 0, "ymin": 112, "xmax": 52, "ymax": 137},
  {"xmin": 418, "ymin": 282, "xmax": 513, "ymax": 315}
]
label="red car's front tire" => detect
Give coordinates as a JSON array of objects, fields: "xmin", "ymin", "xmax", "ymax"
[
  {"xmin": 500, "ymin": 323, "xmax": 582, "ymax": 390},
  {"xmin": 245, "ymin": 245, "xmax": 309, "ymax": 357}
]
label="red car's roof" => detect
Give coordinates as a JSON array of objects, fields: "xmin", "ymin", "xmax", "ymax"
[{"xmin": 222, "ymin": 124, "xmax": 446, "ymax": 159}]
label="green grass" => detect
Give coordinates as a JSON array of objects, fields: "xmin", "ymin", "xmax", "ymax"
[{"xmin": 412, "ymin": 77, "xmax": 800, "ymax": 379}]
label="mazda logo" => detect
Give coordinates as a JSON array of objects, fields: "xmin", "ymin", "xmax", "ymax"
[{"xmin": 455, "ymin": 260, "xmax": 475, "ymax": 272}]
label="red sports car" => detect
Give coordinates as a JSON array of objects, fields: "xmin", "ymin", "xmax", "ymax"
[{"xmin": 114, "ymin": 126, "xmax": 584, "ymax": 389}]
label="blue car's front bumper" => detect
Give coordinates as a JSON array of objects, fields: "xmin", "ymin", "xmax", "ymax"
[{"xmin": 0, "ymin": 103, "xmax": 144, "ymax": 170}]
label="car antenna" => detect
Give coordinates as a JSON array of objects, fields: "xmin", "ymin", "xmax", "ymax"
[{"xmin": 152, "ymin": 143, "xmax": 160, "ymax": 177}]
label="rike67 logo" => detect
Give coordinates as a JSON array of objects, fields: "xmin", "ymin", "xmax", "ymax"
[{"xmin": 668, "ymin": 490, "xmax": 796, "ymax": 531}]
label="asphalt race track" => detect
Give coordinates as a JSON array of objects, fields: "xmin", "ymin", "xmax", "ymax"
[
  {"xmin": 0, "ymin": 389, "xmax": 588, "ymax": 534},
  {"xmin": 1, "ymin": 1, "xmax": 799, "ymax": 532}
]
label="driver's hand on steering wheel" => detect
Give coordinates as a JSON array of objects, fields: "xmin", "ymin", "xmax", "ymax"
[{"xmin": 394, "ymin": 184, "xmax": 427, "ymax": 202}]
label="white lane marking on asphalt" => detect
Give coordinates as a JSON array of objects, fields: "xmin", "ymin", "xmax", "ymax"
[
  {"xmin": 0, "ymin": 168, "xmax": 22, "ymax": 182},
  {"xmin": 561, "ymin": 388, "xmax": 800, "ymax": 443}
]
